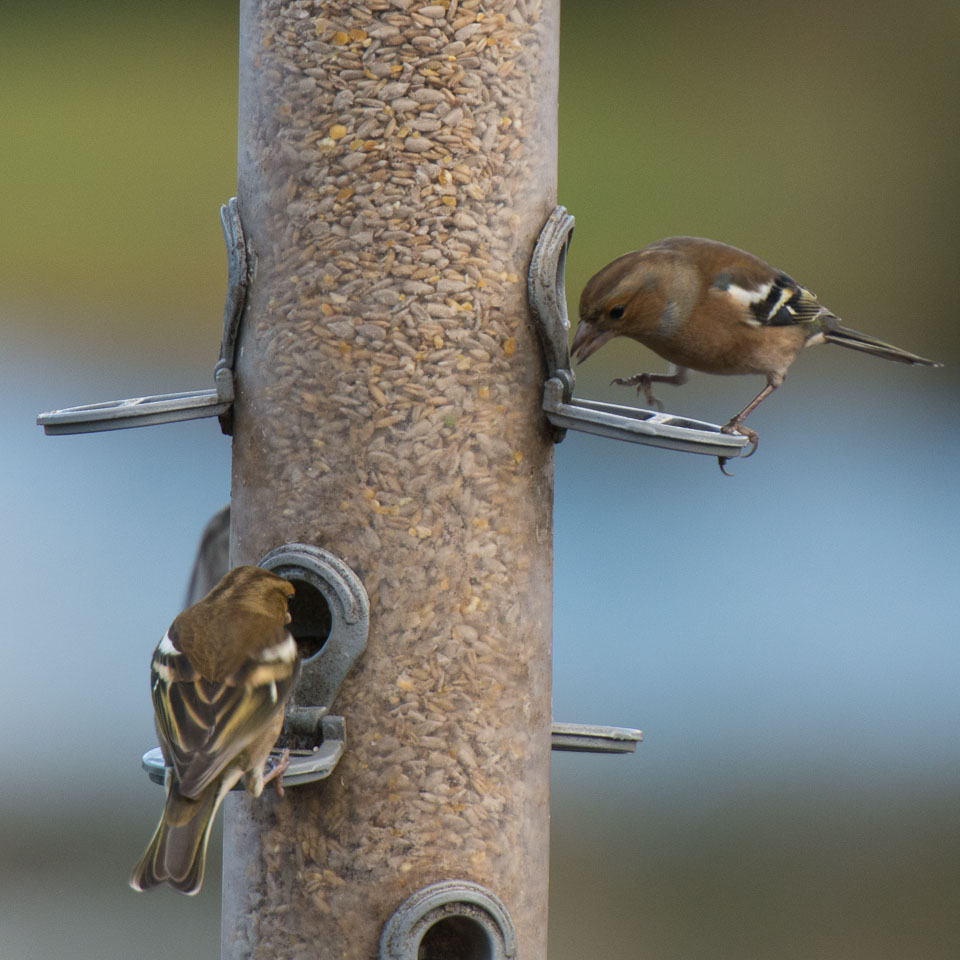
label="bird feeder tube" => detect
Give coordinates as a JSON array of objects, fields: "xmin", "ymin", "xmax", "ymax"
[{"xmin": 223, "ymin": 1, "xmax": 559, "ymax": 958}]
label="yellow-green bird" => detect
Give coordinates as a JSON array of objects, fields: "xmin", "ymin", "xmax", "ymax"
[{"xmin": 130, "ymin": 566, "xmax": 299, "ymax": 895}]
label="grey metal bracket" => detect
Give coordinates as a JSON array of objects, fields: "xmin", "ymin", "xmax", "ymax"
[
  {"xmin": 380, "ymin": 881, "xmax": 517, "ymax": 960},
  {"xmin": 527, "ymin": 205, "xmax": 749, "ymax": 459},
  {"xmin": 37, "ymin": 197, "xmax": 248, "ymax": 437},
  {"xmin": 143, "ymin": 542, "xmax": 369, "ymax": 791},
  {"xmin": 258, "ymin": 542, "xmax": 369, "ymax": 712},
  {"xmin": 550, "ymin": 721, "xmax": 642, "ymax": 754},
  {"xmin": 528, "ymin": 205, "xmax": 577, "ymax": 441}
]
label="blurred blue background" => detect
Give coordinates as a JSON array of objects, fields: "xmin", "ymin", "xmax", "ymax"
[{"xmin": 3, "ymin": 1, "xmax": 959, "ymax": 957}]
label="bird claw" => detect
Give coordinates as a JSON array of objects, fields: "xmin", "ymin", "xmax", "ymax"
[
  {"xmin": 718, "ymin": 421, "xmax": 759, "ymax": 475},
  {"xmin": 264, "ymin": 747, "xmax": 292, "ymax": 799},
  {"xmin": 610, "ymin": 374, "xmax": 663, "ymax": 411}
]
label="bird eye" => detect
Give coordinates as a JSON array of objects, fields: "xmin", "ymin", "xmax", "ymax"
[{"xmin": 609, "ymin": 305, "xmax": 625, "ymax": 320}]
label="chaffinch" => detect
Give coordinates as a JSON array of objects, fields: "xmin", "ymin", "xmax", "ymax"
[
  {"xmin": 130, "ymin": 566, "xmax": 299, "ymax": 895},
  {"xmin": 572, "ymin": 237, "xmax": 941, "ymax": 472}
]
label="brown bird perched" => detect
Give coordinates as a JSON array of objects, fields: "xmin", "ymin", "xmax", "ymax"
[
  {"xmin": 130, "ymin": 565, "xmax": 299, "ymax": 895},
  {"xmin": 572, "ymin": 237, "xmax": 941, "ymax": 472}
]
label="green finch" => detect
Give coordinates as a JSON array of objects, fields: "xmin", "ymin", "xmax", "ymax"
[{"xmin": 130, "ymin": 565, "xmax": 299, "ymax": 895}]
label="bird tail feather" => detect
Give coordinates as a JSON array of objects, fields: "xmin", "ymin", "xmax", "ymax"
[
  {"xmin": 823, "ymin": 323, "xmax": 940, "ymax": 367},
  {"xmin": 129, "ymin": 779, "xmax": 224, "ymax": 895}
]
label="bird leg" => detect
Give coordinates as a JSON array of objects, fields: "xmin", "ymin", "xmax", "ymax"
[
  {"xmin": 612, "ymin": 366, "xmax": 689, "ymax": 410},
  {"xmin": 717, "ymin": 382, "xmax": 778, "ymax": 474},
  {"xmin": 263, "ymin": 747, "xmax": 292, "ymax": 799}
]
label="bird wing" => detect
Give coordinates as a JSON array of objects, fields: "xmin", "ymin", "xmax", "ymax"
[
  {"xmin": 714, "ymin": 268, "xmax": 825, "ymax": 328},
  {"xmin": 151, "ymin": 630, "xmax": 299, "ymax": 798}
]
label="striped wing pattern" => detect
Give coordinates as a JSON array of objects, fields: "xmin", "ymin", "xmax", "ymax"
[
  {"xmin": 151, "ymin": 634, "xmax": 299, "ymax": 798},
  {"xmin": 748, "ymin": 272, "xmax": 824, "ymax": 327}
]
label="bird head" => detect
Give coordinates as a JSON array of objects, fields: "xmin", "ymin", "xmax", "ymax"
[
  {"xmin": 572, "ymin": 252, "xmax": 663, "ymax": 363},
  {"xmin": 168, "ymin": 566, "xmax": 297, "ymax": 683},
  {"xmin": 209, "ymin": 565, "xmax": 295, "ymax": 624}
]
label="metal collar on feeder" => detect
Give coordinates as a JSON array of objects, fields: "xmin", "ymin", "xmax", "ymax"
[
  {"xmin": 36, "ymin": 198, "xmax": 247, "ymax": 437},
  {"xmin": 379, "ymin": 881, "xmax": 518, "ymax": 960},
  {"xmin": 258, "ymin": 542, "xmax": 370, "ymax": 713},
  {"xmin": 527, "ymin": 206, "xmax": 751, "ymax": 460}
]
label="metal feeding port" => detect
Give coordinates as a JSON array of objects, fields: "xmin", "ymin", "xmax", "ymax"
[
  {"xmin": 380, "ymin": 881, "xmax": 518, "ymax": 960},
  {"xmin": 527, "ymin": 205, "xmax": 750, "ymax": 459},
  {"xmin": 143, "ymin": 542, "xmax": 369, "ymax": 790},
  {"xmin": 37, "ymin": 197, "xmax": 247, "ymax": 437}
]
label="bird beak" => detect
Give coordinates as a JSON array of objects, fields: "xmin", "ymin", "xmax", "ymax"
[{"xmin": 571, "ymin": 320, "xmax": 614, "ymax": 364}]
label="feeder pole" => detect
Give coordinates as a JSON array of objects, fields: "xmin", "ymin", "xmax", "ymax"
[{"xmin": 223, "ymin": 1, "xmax": 558, "ymax": 957}]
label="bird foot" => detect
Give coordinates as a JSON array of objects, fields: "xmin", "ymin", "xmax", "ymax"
[
  {"xmin": 717, "ymin": 421, "xmax": 759, "ymax": 476},
  {"xmin": 610, "ymin": 374, "xmax": 664, "ymax": 411},
  {"xmin": 264, "ymin": 747, "xmax": 292, "ymax": 799}
]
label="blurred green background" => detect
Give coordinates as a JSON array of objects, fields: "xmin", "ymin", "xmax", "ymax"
[{"xmin": 3, "ymin": 1, "xmax": 959, "ymax": 957}]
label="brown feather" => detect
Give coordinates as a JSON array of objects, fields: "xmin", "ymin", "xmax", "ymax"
[
  {"xmin": 131, "ymin": 565, "xmax": 298, "ymax": 895},
  {"xmin": 575, "ymin": 237, "xmax": 940, "ymax": 381},
  {"xmin": 171, "ymin": 565, "xmax": 295, "ymax": 681}
]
